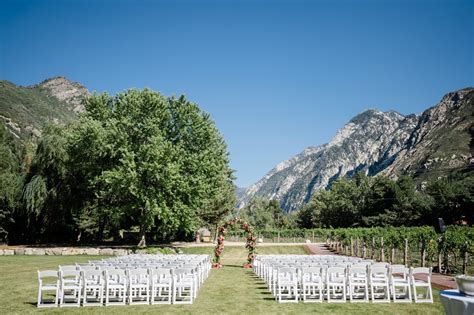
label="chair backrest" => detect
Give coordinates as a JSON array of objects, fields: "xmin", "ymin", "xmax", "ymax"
[
  {"xmin": 38, "ymin": 270, "xmax": 58, "ymax": 280},
  {"xmin": 327, "ymin": 266, "xmax": 346, "ymax": 276},
  {"xmin": 390, "ymin": 265, "xmax": 408, "ymax": 277},
  {"xmin": 302, "ymin": 267, "xmax": 322, "ymax": 275},
  {"xmin": 60, "ymin": 269, "xmax": 81, "ymax": 277},
  {"xmin": 59, "ymin": 265, "xmax": 78, "ymax": 272},
  {"xmin": 410, "ymin": 267, "xmax": 432, "ymax": 280},
  {"xmin": 82, "ymin": 269, "xmax": 103, "ymax": 278},
  {"xmin": 173, "ymin": 268, "xmax": 193, "ymax": 276},
  {"xmin": 79, "ymin": 265, "xmax": 98, "ymax": 272},
  {"xmin": 370, "ymin": 266, "xmax": 388, "ymax": 278},
  {"xmin": 411, "ymin": 267, "xmax": 431, "ymax": 274},
  {"xmin": 278, "ymin": 267, "xmax": 297, "ymax": 274},
  {"xmin": 106, "ymin": 269, "xmax": 126, "ymax": 277},
  {"xmin": 353, "ymin": 262, "xmax": 371, "ymax": 268},
  {"xmin": 371, "ymin": 262, "xmax": 389, "ymax": 268},
  {"xmin": 348, "ymin": 266, "xmax": 367, "ymax": 276}
]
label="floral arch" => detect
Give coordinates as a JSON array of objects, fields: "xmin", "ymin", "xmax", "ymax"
[{"xmin": 212, "ymin": 217, "xmax": 257, "ymax": 268}]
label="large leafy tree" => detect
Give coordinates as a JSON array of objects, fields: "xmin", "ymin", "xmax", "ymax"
[
  {"xmin": 20, "ymin": 89, "xmax": 235, "ymax": 244},
  {"xmin": 237, "ymin": 197, "xmax": 290, "ymax": 230},
  {"xmin": 0, "ymin": 123, "xmax": 24, "ymax": 242}
]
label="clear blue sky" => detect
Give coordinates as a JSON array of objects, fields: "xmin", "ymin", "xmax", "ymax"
[{"xmin": 1, "ymin": 0, "xmax": 473, "ymax": 187}]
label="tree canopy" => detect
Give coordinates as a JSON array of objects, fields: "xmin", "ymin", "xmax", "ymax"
[
  {"xmin": 12, "ymin": 89, "xmax": 235, "ymax": 244},
  {"xmin": 297, "ymin": 172, "xmax": 473, "ymax": 229}
]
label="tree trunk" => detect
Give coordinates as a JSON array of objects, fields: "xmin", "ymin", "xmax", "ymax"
[
  {"xmin": 137, "ymin": 226, "xmax": 146, "ymax": 247},
  {"xmin": 421, "ymin": 242, "xmax": 426, "ymax": 267},
  {"xmin": 362, "ymin": 242, "xmax": 366, "ymax": 259},
  {"xmin": 350, "ymin": 238, "xmax": 354, "ymax": 256},
  {"xmin": 391, "ymin": 247, "xmax": 395, "ymax": 264}
]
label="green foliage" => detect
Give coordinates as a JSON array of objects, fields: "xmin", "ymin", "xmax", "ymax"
[
  {"xmin": 297, "ymin": 172, "xmax": 473, "ymax": 229},
  {"xmin": 236, "ymin": 197, "xmax": 292, "ymax": 230},
  {"xmin": 12, "ymin": 89, "xmax": 235, "ymax": 244},
  {"xmin": 0, "ymin": 122, "xmax": 24, "ymax": 242},
  {"xmin": 0, "ymin": 80, "xmax": 76, "ymax": 139}
]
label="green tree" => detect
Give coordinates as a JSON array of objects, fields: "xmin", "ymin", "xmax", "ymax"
[
  {"xmin": 20, "ymin": 89, "xmax": 235, "ymax": 245},
  {"xmin": 237, "ymin": 197, "xmax": 290, "ymax": 230},
  {"xmin": 0, "ymin": 123, "xmax": 23, "ymax": 242}
]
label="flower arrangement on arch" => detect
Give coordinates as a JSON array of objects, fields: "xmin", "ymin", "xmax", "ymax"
[{"xmin": 212, "ymin": 217, "xmax": 257, "ymax": 268}]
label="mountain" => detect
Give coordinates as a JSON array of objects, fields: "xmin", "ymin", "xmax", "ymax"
[
  {"xmin": 0, "ymin": 77, "xmax": 89, "ymax": 139},
  {"xmin": 238, "ymin": 88, "xmax": 474, "ymax": 212},
  {"xmin": 381, "ymin": 88, "xmax": 474, "ymax": 181}
]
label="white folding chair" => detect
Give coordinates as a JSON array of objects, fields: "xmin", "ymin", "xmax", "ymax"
[
  {"xmin": 276, "ymin": 267, "xmax": 299, "ymax": 303},
  {"xmin": 369, "ymin": 266, "xmax": 390, "ymax": 303},
  {"xmin": 104, "ymin": 269, "xmax": 127, "ymax": 306},
  {"xmin": 127, "ymin": 268, "xmax": 150, "ymax": 305},
  {"xmin": 410, "ymin": 267, "xmax": 433, "ymax": 303},
  {"xmin": 37, "ymin": 270, "xmax": 60, "ymax": 308},
  {"xmin": 150, "ymin": 268, "xmax": 172, "ymax": 304},
  {"xmin": 390, "ymin": 265, "xmax": 411, "ymax": 303},
  {"xmin": 172, "ymin": 269, "xmax": 194, "ymax": 304},
  {"xmin": 59, "ymin": 270, "xmax": 82, "ymax": 307},
  {"xmin": 82, "ymin": 269, "xmax": 104, "ymax": 306},
  {"xmin": 326, "ymin": 266, "xmax": 346, "ymax": 303},
  {"xmin": 301, "ymin": 267, "xmax": 323, "ymax": 302},
  {"xmin": 348, "ymin": 266, "xmax": 369, "ymax": 302}
]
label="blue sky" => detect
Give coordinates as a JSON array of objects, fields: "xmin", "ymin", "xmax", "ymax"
[{"xmin": 1, "ymin": 0, "xmax": 473, "ymax": 187}]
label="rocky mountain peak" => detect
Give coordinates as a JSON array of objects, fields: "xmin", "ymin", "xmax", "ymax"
[
  {"xmin": 31, "ymin": 76, "xmax": 89, "ymax": 113},
  {"xmin": 238, "ymin": 88, "xmax": 472, "ymax": 212}
]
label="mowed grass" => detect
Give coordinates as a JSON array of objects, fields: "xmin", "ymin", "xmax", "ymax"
[{"xmin": 0, "ymin": 246, "xmax": 444, "ymax": 314}]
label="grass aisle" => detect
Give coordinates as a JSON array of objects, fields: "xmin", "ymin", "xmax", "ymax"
[{"xmin": 0, "ymin": 246, "xmax": 444, "ymax": 314}]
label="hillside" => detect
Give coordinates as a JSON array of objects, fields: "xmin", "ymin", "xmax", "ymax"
[
  {"xmin": 0, "ymin": 77, "xmax": 89, "ymax": 139},
  {"xmin": 239, "ymin": 88, "xmax": 474, "ymax": 212}
]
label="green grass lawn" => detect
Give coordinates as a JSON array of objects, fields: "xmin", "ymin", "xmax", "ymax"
[{"xmin": 0, "ymin": 246, "xmax": 444, "ymax": 314}]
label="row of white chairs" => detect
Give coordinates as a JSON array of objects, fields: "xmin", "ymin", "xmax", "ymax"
[
  {"xmin": 37, "ymin": 254, "xmax": 211, "ymax": 307},
  {"xmin": 253, "ymin": 255, "xmax": 433, "ymax": 303}
]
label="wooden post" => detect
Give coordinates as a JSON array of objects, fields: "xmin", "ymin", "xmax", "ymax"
[
  {"xmin": 404, "ymin": 239, "xmax": 408, "ymax": 266},
  {"xmin": 421, "ymin": 241, "xmax": 427, "ymax": 267},
  {"xmin": 277, "ymin": 231, "xmax": 280, "ymax": 243},
  {"xmin": 350, "ymin": 238, "xmax": 354, "ymax": 256},
  {"xmin": 391, "ymin": 247, "xmax": 395, "ymax": 264},
  {"xmin": 463, "ymin": 243, "xmax": 468, "ymax": 274},
  {"xmin": 381, "ymin": 237, "xmax": 385, "ymax": 262},
  {"xmin": 371, "ymin": 237, "xmax": 375, "ymax": 260},
  {"xmin": 362, "ymin": 241, "xmax": 366, "ymax": 259},
  {"xmin": 438, "ymin": 251, "xmax": 442, "ymax": 273}
]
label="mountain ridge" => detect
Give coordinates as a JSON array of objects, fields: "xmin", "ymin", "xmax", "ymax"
[
  {"xmin": 0, "ymin": 77, "xmax": 89, "ymax": 139},
  {"xmin": 238, "ymin": 87, "xmax": 474, "ymax": 212}
]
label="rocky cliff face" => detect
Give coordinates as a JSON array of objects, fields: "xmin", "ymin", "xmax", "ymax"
[
  {"xmin": 239, "ymin": 88, "xmax": 474, "ymax": 212},
  {"xmin": 0, "ymin": 77, "xmax": 89, "ymax": 139},
  {"xmin": 381, "ymin": 88, "xmax": 474, "ymax": 180},
  {"xmin": 31, "ymin": 76, "xmax": 89, "ymax": 113}
]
